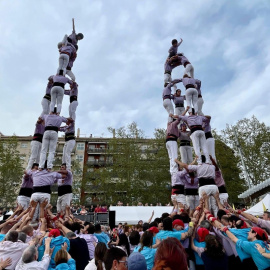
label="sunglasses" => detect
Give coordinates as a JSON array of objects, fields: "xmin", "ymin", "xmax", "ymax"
[{"xmin": 118, "ymin": 260, "xmax": 128, "ymax": 267}]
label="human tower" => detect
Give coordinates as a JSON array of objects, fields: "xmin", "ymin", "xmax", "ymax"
[
  {"xmin": 163, "ymin": 38, "xmax": 228, "ymax": 216},
  {"xmin": 17, "ymin": 19, "xmax": 83, "ymax": 218}
]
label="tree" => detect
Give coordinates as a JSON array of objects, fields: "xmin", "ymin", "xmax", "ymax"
[
  {"xmin": 87, "ymin": 123, "xmax": 171, "ymax": 205},
  {"xmin": 0, "ymin": 136, "xmax": 24, "ymax": 206},
  {"xmin": 221, "ymin": 116, "xmax": 270, "ymax": 186},
  {"xmin": 213, "ymin": 131, "xmax": 247, "ymax": 202}
]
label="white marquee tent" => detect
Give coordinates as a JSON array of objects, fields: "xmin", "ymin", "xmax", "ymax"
[
  {"xmin": 245, "ymin": 194, "xmax": 270, "ymax": 216},
  {"xmin": 110, "ymin": 206, "xmax": 173, "ymax": 224}
]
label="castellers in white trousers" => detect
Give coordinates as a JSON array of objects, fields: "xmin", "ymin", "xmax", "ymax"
[
  {"xmin": 50, "ymin": 86, "xmax": 64, "ymax": 114},
  {"xmin": 185, "ymin": 88, "xmax": 198, "ymax": 113},
  {"xmin": 39, "ymin": 130, "xmax": 58, "ymax": 169},
  {"xmin": 62, "ymin": 139, "xmax": 76, "ymax": 170},
  {"xmin": 197, "ymin": 97, "xmax": 204, "ymax": 116},
  {"xmin": 26, "ymin": 140, "xmax": 42, "ymax": 170},
  {"xmin": 57, "ymin": 53, "xmax": 69, "ymax": 76},
  {"xmin": 166, "ymin": 140, "xmax": 179, "ymax": 175},
  {"xmin": 164, "ymin": 73, "xmax": 177, "ymax": 93},
  {"xmin": 190, "ymin": 130, "xmax": 210, "ymax": 164}
]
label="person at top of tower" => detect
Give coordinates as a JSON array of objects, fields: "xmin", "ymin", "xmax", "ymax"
[{"xmin": 168, "ymin": 38, "xmax": 183, "ymax": 57}]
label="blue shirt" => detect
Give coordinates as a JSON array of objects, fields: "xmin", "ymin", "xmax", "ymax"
[
  {"xmin": 55, "ymin": 259, "xmax": 76, "ymax": 270},
  {"xmin": 38, "ymin": 236, "xmax": 70, "ymax": 269},
  {"xmin": 228, "ymin": 228, "xmax": 250, "ymax": 261},
  {"xmin": 236, "ymin": 239, "xmax": 270, "ymax": 270},
  {"xmin": 0, "ymin": 234, "xmax": 5, "ymax": 242},
  {"xmin": 133, "ymin": 246, "xmax": 156, "ymax": 270},
  {"xmin": 153, "ymin": 230, "xmax": 182, "ymax": 244},
  {"xmin": 193, "ymin": 239, "xmax": 206, "ymax": 265},
  {"xmin": 94, "ymin": 232, "xmax": 110, "ymax": 247}
]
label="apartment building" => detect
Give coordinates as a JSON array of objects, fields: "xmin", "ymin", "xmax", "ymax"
[{"xmin": 0, "ymin": 131, "xmax": 161, "ymax": 205}]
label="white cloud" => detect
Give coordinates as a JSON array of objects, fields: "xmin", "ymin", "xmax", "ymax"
[{"xmin": 0, "ymin": 0, "xmax": 270, "ymax": 138}]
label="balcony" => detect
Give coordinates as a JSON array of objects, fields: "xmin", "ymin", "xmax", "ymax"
[
  {"xmin": 87, "ymin": 160, "xmax": 113, "ymax": 166},
  {"xmin": 87, "ymin": 148, "xmax": 107, "ymax": 154}
]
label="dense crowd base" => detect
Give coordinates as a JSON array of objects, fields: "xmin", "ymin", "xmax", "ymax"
[{"xmin": 0, "ymin": 192, "xmax": 270, "ymax": 270}]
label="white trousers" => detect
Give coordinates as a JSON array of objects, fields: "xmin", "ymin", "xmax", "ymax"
[
  {"xmin": 166, "ymin": 141, "xmax": 178, "ymax": 175},
  {"xmin": 199, "ymin": 185, "xmax": 219, "ymax": 217},
  {"xmin": 185, "ymin": 88, "xmax": 198, "ymax": 113},
  {"xmin": 50, "ymin": 86, "xmax": 64, "ymax": 114},
  {"xmin": 164, "ymin": 73, "xmax": 177, "ymax": 93},
  {"xmin": 163, "ymin": 99, "xmax": 174, "ymax": 122},
  {"xmin": 184, "ymin": 63, "xmax": 194, "ymax": 78},
  {"xmin": 39, "ymin": 130, "xmax": 58, "ymax": 169},
  {"xmin": 219, "ymin": 193, "xmax": 229, "ymax": 204},
  {"xmin": 179, "ymin": 145, "xmax": 193, "ymax": 164},
  {"xmin": 57, "ymin": 193, "xmax": 73, "ymax": 212},
  {"xmin": 190, "ymin": 130, "xmax": 210, "ymax": 164},
  {"xmin": 58, "ymin": 54, "xmax": 69, "ymax": 75},
  {"xmin": 66, "ymin": 70, "xmax": 75, "ymax": 81},
  {"xmin": 62, "ymin": 139, "xmax": 76, "ymax": 170},
  {"xmin": 206, "ymin": 138, "xmax": 216, "ymax": 161},
  {"xmin": 186, "ymin": 195, "xmax": 200, "ymax": 210},
  {"xmin": 17, "ymin": 195, "xmax": 31, "ymax": 210},
  {"xmin": 174, "ymin": 106, "xmax": 185, "ymax": 116},
  {"xmin": 30, "ymin": 192, "xmax": 51, "ymax": 221},
  {"xmin": 26, "ymin": 141, "xmax": 42, "ymax": 170},
  {"xmin": 41, "ymin": 98, "xmax": 50, "ymax": 117},
  {"xmin": 197, "ymin": 97, "xmax": 204, "ymax": 116},
  {"xmin": 171, "ymin": 194, "xmax": 186, "ymax": 205},
  {"xmin": 69, "ymin": 101, "xmax": 78, "ymax": 120}
]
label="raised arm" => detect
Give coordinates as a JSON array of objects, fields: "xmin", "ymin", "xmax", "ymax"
[
  {"xmin": 181, "ymin": 222, "xmax": 194, "ymax": 240},
  {"xmin": 148, "ymin": 211, "xmax": 154, "ymax": 224},
  {"xmin": 236, "ymin": 210, "xmax": 259, "ymax": 224},
  {"xmin": 221, "ymin": 227, "xmax": 239, "ymax": 243},
  {"xmin": 175, "ymin": 158, "xmax": 189, "ymax": 170},
  {"xmin": 189, "ymin": 156, "xmax": 197, "ymax": 165},
  {"xmin": 178, "ymin": 38, "xmax": 183, "ymax": 47},
  {"xmin": 210, "ymin": 156, "xmax": 219, "ymax": 171},
  {"xmin": 64, "ymin": 90, "xmax": 71, "ymax": 96},
  {"xmin": 213, "ymin": 192, "xmax": 224, "ymax": 210}
]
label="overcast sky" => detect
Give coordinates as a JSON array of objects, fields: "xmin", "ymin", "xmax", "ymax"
[{"xmin": 0, "ymin": 0, "xmax": 269, "ymax": 138}]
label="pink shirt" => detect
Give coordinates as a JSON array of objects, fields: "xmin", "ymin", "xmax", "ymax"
[
  {"xmin": 215, "ymin": 170, "xmax": 225, "ymax": 187},
  {"xmin": 166, "ymin": 119, "xmax": 181, "ymax": 137}
]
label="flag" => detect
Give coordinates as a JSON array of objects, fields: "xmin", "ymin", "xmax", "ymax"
[{"xmin": 262, "ymin": 202, "xmax": 267, "ymax": 212}]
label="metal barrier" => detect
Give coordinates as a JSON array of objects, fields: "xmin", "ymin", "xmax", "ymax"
[{"xmin": 74, "ymin": 212, "xmax": 111, "ymax": 225}]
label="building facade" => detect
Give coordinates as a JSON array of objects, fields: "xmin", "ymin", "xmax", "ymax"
[{"xmin": 0, "ymin": 131, "xmax": 168, "ymax": 205}]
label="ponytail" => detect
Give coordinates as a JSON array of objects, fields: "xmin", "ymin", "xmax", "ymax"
[{"xmin": 96, "ymin": 259, "xmax": 103, "ymax": 270}]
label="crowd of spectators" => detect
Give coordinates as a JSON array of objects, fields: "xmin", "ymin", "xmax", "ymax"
[{"xmin": 0, "ymin": 192, "xmax": 270, "ymax": 270}]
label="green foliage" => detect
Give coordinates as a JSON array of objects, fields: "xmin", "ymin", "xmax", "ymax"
[
  {"xmin": 84, "ymin": 123, "xmax": 171, "ymax": 205},
  {"xmin": 0, "ymin": 136, "xmax": 24, "ymax": 206},
  {"xmin": 213, "ymin": 131, "xmax": 247, "ymax": 202},
  {"xmin": 221, "ymin": 116, "xmax": 270, "ymax": 186}
]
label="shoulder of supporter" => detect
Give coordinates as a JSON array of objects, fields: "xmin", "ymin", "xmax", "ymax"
[
  {"xmin": 236, "ymin": 239, "xmax": 252, "ymax": 254},
  {"xmin": 188, "ymin": 165, "xmax": 198, "ymax": 172},
  {"xmin": 257, "ymin": 218, "xmax": 270, "ymax": 229}
]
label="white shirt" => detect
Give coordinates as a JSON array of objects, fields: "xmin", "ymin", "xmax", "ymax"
[
  {"xmin": 84, "ymin": 258, "xmax": 105, "ymax": 270},
  {"xmin": 0, "ymin": 241, "xmax": 29, "ymax": 269},
  {"xmin": 188, "ymin": 163, "xmax": 215, "ymax": 179},
  {"xmin": 15, "ymin": 254, "xmax": 50, "ymax": 270}
]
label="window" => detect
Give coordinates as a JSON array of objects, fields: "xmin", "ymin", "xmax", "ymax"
[
  {"xmin": 21, "ymin": 143, "xmax": 28, "ymax": 148},
  {"xmin": 88, "ymin": 156, "xmax": 95, "ymax": 161},
  {"xmin": 77, "ymin": 143, "xmax": 84, "ymax": 150},
  {"xmin": 88, "ymin": 144, "xmax": 95, "ymax": 149},
  {"xmin": 76, "ymin": 155, "xmax": 83, "ymax": 162}
]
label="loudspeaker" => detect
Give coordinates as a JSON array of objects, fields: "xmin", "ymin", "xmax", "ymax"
[{"xmin": 109, "ymin": 211, "xmax": 116, "ymax": 229}]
